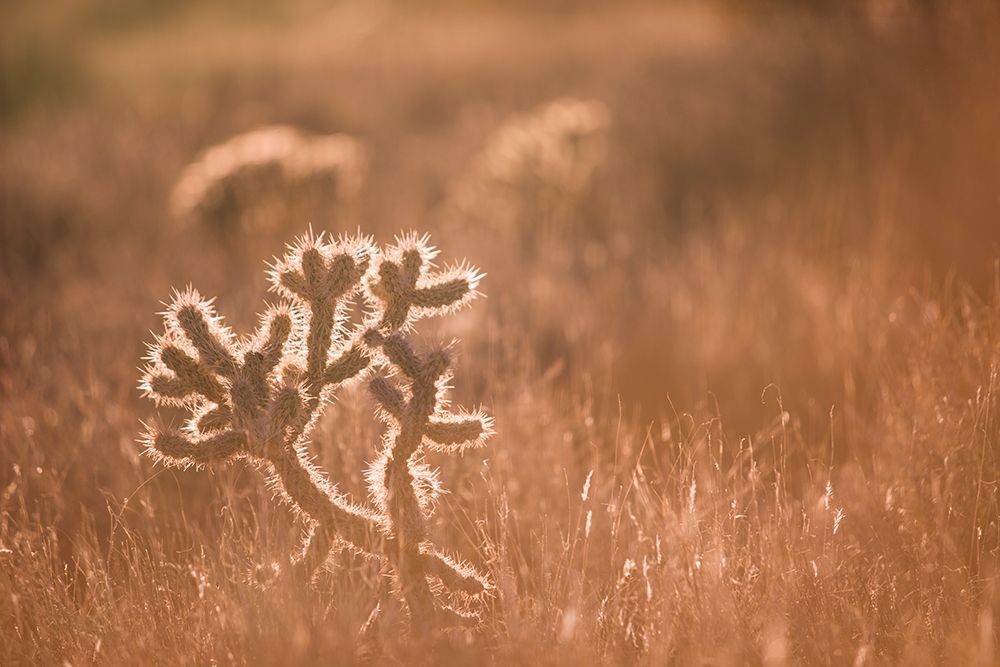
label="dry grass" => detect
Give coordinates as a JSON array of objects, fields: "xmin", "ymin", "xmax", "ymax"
[{"xmin": 2, "ymin": 2, "xmax": 1000, "ymax": 665}]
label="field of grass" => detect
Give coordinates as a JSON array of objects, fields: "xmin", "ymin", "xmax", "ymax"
[{"xmin": 2, "ymin": 1, "xmax": 1000, "ymax": 664}]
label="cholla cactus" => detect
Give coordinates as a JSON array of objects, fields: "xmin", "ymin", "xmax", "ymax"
[
  {"xmin": 171, "ymin": 125, "xmax": 366, "ymax": 233},
  {"xmin": 477, "ymin": 98, "xmax": 610, "ymax": 194},
  {"xmin": 444, "ymin": 98, "xmax": 611, "ymax": 246},
  {"xmin": 139, "ymin": 230, "xmax": 491, "ymax": 632}
]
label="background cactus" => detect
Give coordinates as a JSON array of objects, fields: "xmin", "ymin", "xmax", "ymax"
[
  {"xmin": 171, "ymin": 125, "xmax": 367, "ymax": 235},
  {"xmin": 442, "ymin": 98, "xmax": 611, "ymax": 250},
  {"xmin": 139, "ymin": 230, "xmax": 491, "ymax": 633}
]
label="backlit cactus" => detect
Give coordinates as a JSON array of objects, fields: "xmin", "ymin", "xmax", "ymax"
[
  {"xmin": 443, "ymin": 98, "xmax": 611, "ymax": 246},
  {"xmin": 139, "ymin": 230, "xmax": 491, "ymax": 632},
  {"xmin": 475, "ymin": 98, "xmax": 610, "ymax": 195},
  {"xmin": 171, "ymin": 125, "xmax": 367, "ymax": 233}
]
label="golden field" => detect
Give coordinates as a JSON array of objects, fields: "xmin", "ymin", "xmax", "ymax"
[{"xmin": 2, "ymin": 2, "xmax": 1000, "ymax": 664}]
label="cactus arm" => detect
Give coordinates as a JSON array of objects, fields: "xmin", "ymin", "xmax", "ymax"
[{"xmin": 146, "ymin": 429, "xmax": 247, "ymax": 466}]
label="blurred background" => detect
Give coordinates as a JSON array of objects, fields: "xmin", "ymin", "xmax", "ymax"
[
  {"xmin": 4, "ymin": 0, "xmax": 999, "ymax": 419},
  {"xmin": 2, "ymin": 1, "xmax": 1000, "ymax": 663}
]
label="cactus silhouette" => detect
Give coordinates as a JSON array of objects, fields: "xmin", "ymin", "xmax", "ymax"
[
  {"xmin": 443, "ymin": 98, "xmax": 611, "ymax": 249},
  {"xmin": 171, "ymin": 125, "xmax": 366, "ymax": 233},
  {"xmin": 139, "ymin": 230, "xmax": 491, "ymax": 632}
]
